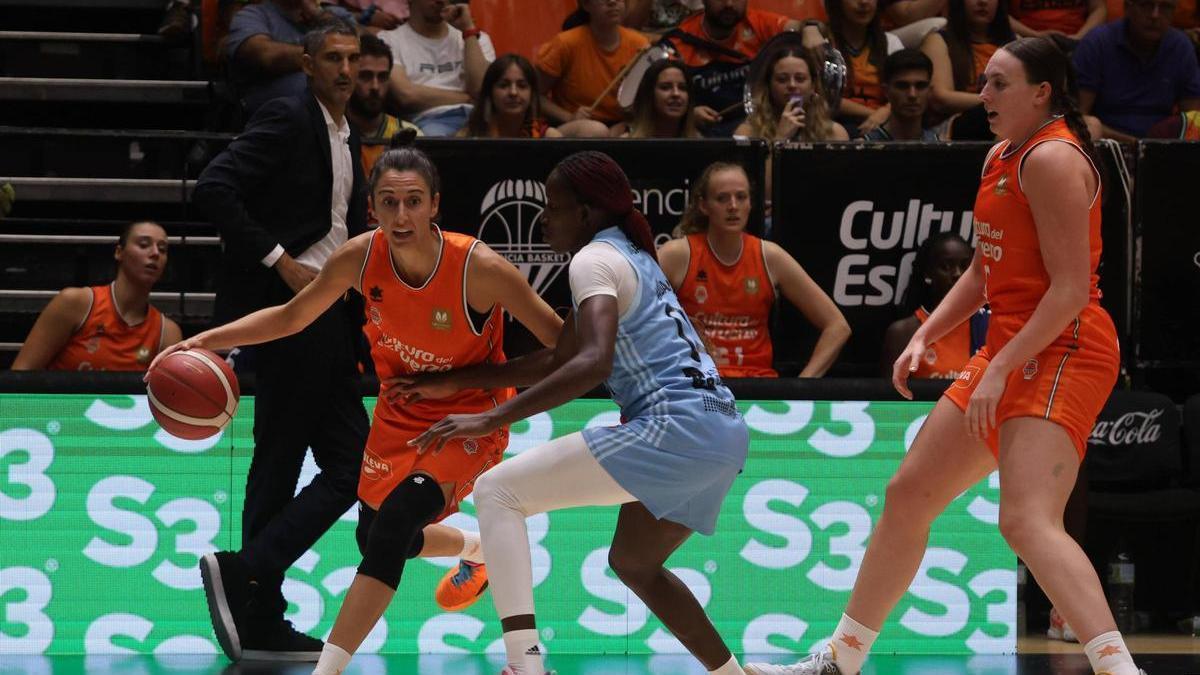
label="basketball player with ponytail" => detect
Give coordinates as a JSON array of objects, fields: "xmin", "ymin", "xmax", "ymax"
[
  {"xmin": 405, "ymin": 151, "xmax": 750, "ymax": 675},
  {"xmin": 151, "ymin": 146, "xmax": 562, "ymax": 675},
  {"xmin": 746, "ymin": 37, "xmax": 1136, "ymax": 675}
]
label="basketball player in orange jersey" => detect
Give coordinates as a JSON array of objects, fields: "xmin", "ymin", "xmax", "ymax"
[
  {"xmin": 150, "ymin": 146, "xmax": 562, "ymax": 674},
  {"xmin": 881, "ymin": 232, "xmax": 988, "ymax": 379},
  {"xmin": 746, "ymin": 37, "xmax": 1140, "ymax": 675},
  {"xmin": 14, "ymin": 220, "xmax": 181, "ymax": 371},
  {"xmin": 658, "ymin": 162, "xmax": 850, "ymax": 378}
]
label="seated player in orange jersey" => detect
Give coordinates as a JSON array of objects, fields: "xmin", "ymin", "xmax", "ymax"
[
  {"xmin": 658, "ymin": 161, "xmax": 850, "ymax": 378},
  {"xmin": 13, "ymin": 220, "xmax": 182, "ymax": 371},
  {"xmin": 881, "ymin": 231, "xmax": 989, "ymax": 378}
]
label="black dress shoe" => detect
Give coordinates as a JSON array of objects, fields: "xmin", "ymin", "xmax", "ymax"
[
  {"xmin": 199, "ymin": 551, "xmax": 254, "ymax": 661},
  {"xmin": 241, "ymin": 617, "xmax": 324, "ymax": 662}
]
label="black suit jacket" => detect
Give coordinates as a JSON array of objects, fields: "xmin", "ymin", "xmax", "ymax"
[{"xmin": 195, "ymin": 91, "xmax": 369, "ymax": 323}]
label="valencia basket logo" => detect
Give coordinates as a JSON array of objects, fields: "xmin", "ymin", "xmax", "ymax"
[{"xmin": 478, "ymin": 179, "xmax": 570, "ymax": 297}]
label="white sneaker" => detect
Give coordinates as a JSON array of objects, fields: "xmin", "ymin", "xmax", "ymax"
[
  {"xmin": 1046, "ymin": 607, "xmax": 1079, "ymax": 642},
  {"xmin": 744, "ymin": 651, "xmax": 846, "ymax": 675}
]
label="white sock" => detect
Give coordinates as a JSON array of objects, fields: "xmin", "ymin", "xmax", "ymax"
[
  {"xmin": 502, "ymin": 628, "xmax": 543, "ymax": 673},
  {"xmin": 459, "ymin": 529, "xmax": 485, "ymax": 564},
  {"xmin": 709, "ymin": 654, "xmax": 744, "ymax": 674},
  {"xmin": 312, "ymin": 643, "xmax": 351, "ymax": 675},
  {"xmin": 1084, "ymin": 631, "xmax": 1139, "ymax": 674},
  {"xmin": 828, "ymin": 613, "xmax": 879, "ymax": 675}
]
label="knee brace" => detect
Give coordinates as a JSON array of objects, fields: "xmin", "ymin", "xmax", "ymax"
[
  {"xmin": 357, "ymin": 474, "xmax": 445, "ymax": 589},
  {"xmin": 355, "ymin": 503, "xmax": 426, "ymax": 559}
]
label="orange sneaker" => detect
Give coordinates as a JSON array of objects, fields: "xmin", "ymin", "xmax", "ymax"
[{"xmin": 435, "ymin": 560, "xmax": 489, "ymax": 612}]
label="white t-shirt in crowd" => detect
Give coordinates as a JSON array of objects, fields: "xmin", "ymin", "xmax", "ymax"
[
  {"xmin": 380, "ymin": 22, "xmax": 496, "ymax": 116},
  {"xmin": 568, "ymin": 241, "xmax": 638, "ymax": 319}
]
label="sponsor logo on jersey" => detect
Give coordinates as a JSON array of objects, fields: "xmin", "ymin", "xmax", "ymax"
[
  {"xmin": 478, "ymin": 179, "xmax": 570, "ymax": 298},
  {"xmin": 369, "ymin": 306, "xmax": 382, "ymax": 326},
  {"xmin": 995, "ymin": 173, "xmax": 1009, "ymax": 196},
  {"xmin": 1022, "ymin": 358, "xmax": 1038, "ymax": 380},
  {"xmin": 362, "ymin": 448, "xmax": 392, "ymax": 480},
  {"xmin": 695, "ymin": 285, "xmax": 709, "ymax": 304},
  {"xmin": 136, "ymin": 347, "xmax": 151, "ymax": 364},
  {"xmin": 369, "ymin": 285, "xmax": 384, "ymax": 302},
  {"xmin": 744, "ymin": 277, "xmax": 759, "ymax": 295},
  {"xmin": 432, "ymin": 308, "xmax": 452, "ymax": 331}
]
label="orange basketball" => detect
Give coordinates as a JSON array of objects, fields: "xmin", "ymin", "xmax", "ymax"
[{"xmin": 146, "ymin": 348, "xmax": 240, "ymax": 440}]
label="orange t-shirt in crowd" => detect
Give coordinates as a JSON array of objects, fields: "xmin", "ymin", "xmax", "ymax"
[
  {"xmin": 671, "ymin": 8, "xmax": 791, "ymax": 66},
  {"xmin": 945, "ymin": 118, "xmax": 1120, "ymax": 458},
  {"xmin": 1174, "ymin": 0, "xmax": 1199, "ymax": 28},
  {"xmin": 1010, "ymin": 0, "xmax": 1088, "ymax": 35},
  {"xmin": 912, "ymin": 307, "xmax": 973, "ymax": 378},
  {"xmin": 47, "ymin": 284, "xmax": 166, "ymax": 371},
  {"xmin": 358, "ymin": 228, "xmax": 513, "ymax": 515},
  {"xmin": 535, "ymin": 25, "xmax": 650, "ymax": 123},
  {"xmin": 967, "ymin": 42, "xmax": 1000, "ymax": 93},
  {"xmin": 676, "ymin": 233, "xmax": 778, "ymax": 378},
  {"xmin": 845, "ymin": 46, "xmax": 887, "ymax": 109}
]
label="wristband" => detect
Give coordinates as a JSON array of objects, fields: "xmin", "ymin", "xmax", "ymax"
[{"xmin": 462, "ymin": 27, "xmax": 482, "ymax": 40}]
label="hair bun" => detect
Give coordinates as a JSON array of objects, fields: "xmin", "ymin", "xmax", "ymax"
[{"xmin": 389, "ymin": 127, "xmax": 419, "ymax": 149}]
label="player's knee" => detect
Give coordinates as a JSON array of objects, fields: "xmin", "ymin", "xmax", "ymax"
[
  {"xmin": 357, "ymin": 474, "xmax": 444, "ymax": 588},
  {"xmin": 608, "ymin": 547, "xmax": 658, "ymax": 590},
  {"xmin": 473, "ymin": 469, "xmax": 517, "ymax": 513},
  {"xmin": 997, "ymin": 508, "xmax": 1039, "ymax": 556}
]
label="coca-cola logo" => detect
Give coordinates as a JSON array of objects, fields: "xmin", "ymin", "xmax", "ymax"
[{"xmin": 1088, "ymin": 409, "xmax": 1165, "ymax": 447}]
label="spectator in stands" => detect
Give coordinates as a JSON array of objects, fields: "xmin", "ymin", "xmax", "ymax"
[
  {"xmin": 862, "ymin": 48, "xmax": 941, "ymax": 138},
  {"xmin": 625, "ymin": 0, "xmax": 705, "ymax": 33},
  {"xmin": 663, "ymin": 0, "xmax": 818, "ymax": 136},
  {"xmin": 225, "ymin": 0, "xmax": 357, "ymax": 115},
  {"xmin": 1009, "ymin": 0, "xmax": 1106, "ymax": 41},
  {"xmin": 922, "ymin": 0, "xmax": 1016, "ymax": 115},
  {"xmin": 460, "ymin": 54, "xmax": 564, "ymax": 137},
  {"xmin": 1074, "ymin": 0, "xmax": 1200, "ymax": 141},
  {"xmin": 829, "ymin": 0, "xmax": 905, "ymax": 133},
  {"xmin": 379, "ymin": 0, "xmax": 495, "ymax": 136},
  {"xmin": 610, "ymin": 58, "xmax": 703, "ymax": 137},
  {"xmin": 535, "ymin": 0, "xmax": 650, "ymax": 133},
  {"xmin": 736, "ymin": 47, "xmax": 850, "ymax": 140},
  {"xmin": 880, "ymin": 231, "xmax": 984, "ymax": 378},
  {"xmin": 658, "ymin": 162, "xmax": 850, "ymax": 378},
  {"xmin": 330, "ymin": 0, "xmax": 406, "ymax": 30},
  {"xmin": 12, "ymin": 221, "xmax": 182, "ymax": 371},
  {"xmin": 349, "ymin": 33, "xmax": 422, "ymax": 178},
  {"xmin": 192, "ymin": 22, "xmax": 370, "ymax": 661}
]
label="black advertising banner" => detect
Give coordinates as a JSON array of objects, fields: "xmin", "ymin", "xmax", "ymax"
[
  {"xmin": 414, "ymin": 138, "xmax": 768, "ymax": 357},
  {"xmin": 771, "ymin": 142, "xmax": 1131, "ymax": 375},
  {"xmin": 1134, "ymin": 141, "xmax": 1200, "ymax": 367},
  {"xmin": 771, "ymin": 143, "xmax": 991, "ymax": 373}
]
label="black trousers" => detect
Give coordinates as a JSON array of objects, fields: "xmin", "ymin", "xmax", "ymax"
[{"xmin": 236, "ymin": 285, "xmax": 369, "ymax": 622}]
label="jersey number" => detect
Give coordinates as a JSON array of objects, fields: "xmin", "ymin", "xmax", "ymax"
[{"xmin": 665, "ymin": 306, "xmax": 716, "ymax": 390}]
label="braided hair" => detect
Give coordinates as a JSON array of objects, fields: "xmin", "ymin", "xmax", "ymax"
[{"xmin": 550, "ymin": 151, "xmax": 658, "ymax": 261}]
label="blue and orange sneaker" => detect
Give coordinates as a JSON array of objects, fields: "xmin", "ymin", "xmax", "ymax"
[{"xmin": 435, "ymin": 560, "xmax": 489, "ymax": 612}]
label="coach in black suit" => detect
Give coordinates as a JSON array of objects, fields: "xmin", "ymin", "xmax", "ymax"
[{"xmin": 191, "ymin": 21, "xmax": 369, "ymax": 662}]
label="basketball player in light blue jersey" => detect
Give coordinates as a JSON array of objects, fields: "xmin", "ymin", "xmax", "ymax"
[{"xmin": 405, "ymin": 151, "xmax": 750, "ymax": 675}]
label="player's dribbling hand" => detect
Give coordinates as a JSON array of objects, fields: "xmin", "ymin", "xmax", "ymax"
[
  {"xmin": 409, "ymin": 412, "xmax": 500, "ymax": 455},
  {"xmin": 383, "ymin": 373, "xmax": 460, "ymax": 405},
  {"xmin": 144, "ymin": 338, "xmax": 203, "ymax": 380},
  {"xmin": 964, "ymin": 370, "xmax": 1004, "ymax": 441},
  {"xmin": 891, "ymin": 336, "xmax": 927, "ymax": 400}
]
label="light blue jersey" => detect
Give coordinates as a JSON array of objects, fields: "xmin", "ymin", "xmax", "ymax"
[{"xmin": 577, "ymin": 227, "xmax": 749, "ymax": 535}]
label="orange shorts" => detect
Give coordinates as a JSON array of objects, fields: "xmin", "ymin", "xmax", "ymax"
[
  {"xmin": 943, "ymin": 304, "xmax": 1119, "ymax": 459},
  {"xmin": 358, "ymin": 416, "xmax": 508, "ymax": 522}
]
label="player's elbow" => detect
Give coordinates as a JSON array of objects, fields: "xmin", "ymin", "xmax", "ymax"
[{"xmin": 1052, "ymin": 280, "xmax": 1091, "ymax": 314}]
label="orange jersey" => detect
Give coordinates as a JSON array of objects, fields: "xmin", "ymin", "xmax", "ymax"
[
  {"xmin": 358, "ymin": 229, "xmax": 513, "ymax": 513},
  {"xmin": 947, "ymin": 118, "xmax": 1119, "ymax": 457},
  {"xmin": 913, "ymin": 307, "xmax": 973, "ymax": 379},
  {"xmin": 1010, "ymin": 0, "xmax": 1087, "ymax": 35},
  {"xmin": 676, "ymin": 233, "xmax": 777, "ymax": 378},
  {"xmin": 845, "ymin": 47, "xmax": 886, "ymax": 109},
  {"xmin": 47, "ymin": 284, "xmax": 165, "ymax": 371},
  {"xmin": 671, "ymin": 9, "xmax": 791, "ymax": 67},
  {"xmin": 535, "ymin": 25, "xmax": 650, "ymax": 123},
  {"xmin": 968, "ymin": 42, "xmax": 999, "ymax": 93}
]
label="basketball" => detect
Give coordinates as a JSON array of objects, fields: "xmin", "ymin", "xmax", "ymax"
[{"xmin": 146, "ymin": 348, "xmax": 240, "ymax": 440}]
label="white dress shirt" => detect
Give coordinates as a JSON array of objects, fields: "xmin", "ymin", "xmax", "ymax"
[{"xmin": 260, "ymin": 99, "xmax": 353, "ymax": 271}]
